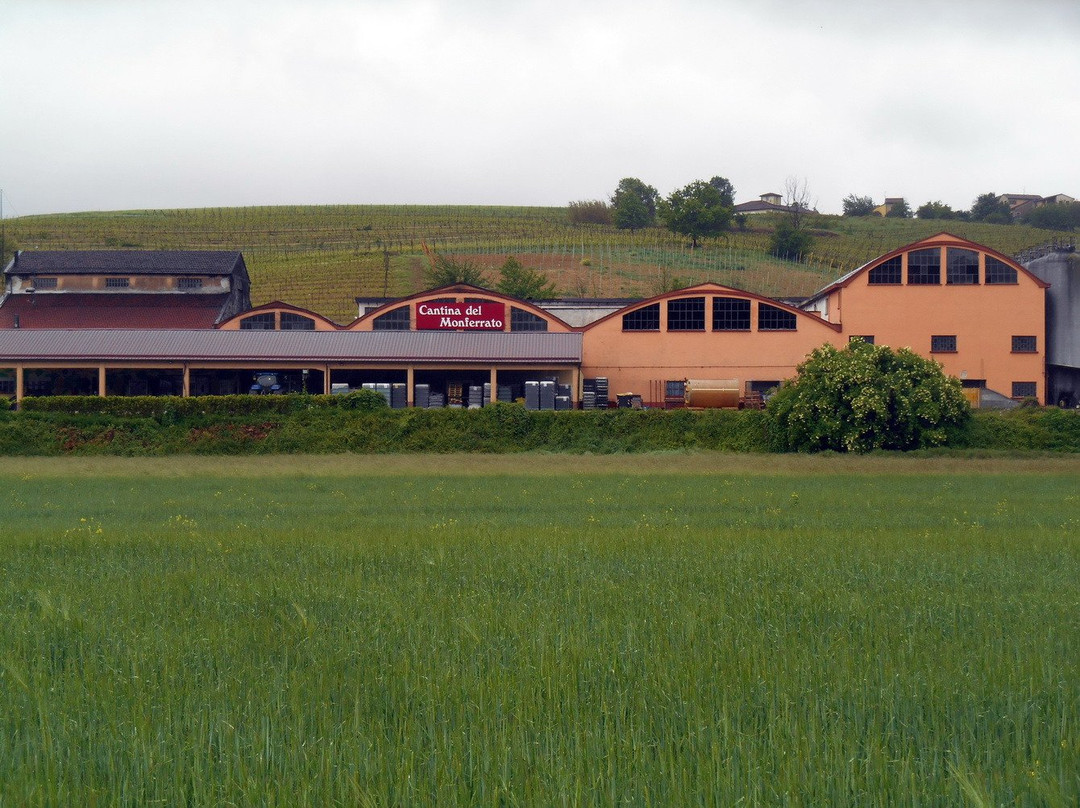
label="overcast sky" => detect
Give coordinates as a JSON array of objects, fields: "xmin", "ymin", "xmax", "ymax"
[{"xmin": 2, "ymin": 0, "xmax": 1079, "ymax": 217}]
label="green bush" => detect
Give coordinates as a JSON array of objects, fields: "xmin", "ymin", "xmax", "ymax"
[{"xmin": 766, "ymin": 341, "xmax": 971, "ymax": 452}]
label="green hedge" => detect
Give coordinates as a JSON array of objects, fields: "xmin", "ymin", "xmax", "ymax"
[{"xmin": 0, "ymin": 399, "xmax": 1077, "ymax": 455}]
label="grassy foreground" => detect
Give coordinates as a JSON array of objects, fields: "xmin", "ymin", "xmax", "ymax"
[{"xmin": 2, "ymin": 455, "xmax": 1078, "ymax": 806}]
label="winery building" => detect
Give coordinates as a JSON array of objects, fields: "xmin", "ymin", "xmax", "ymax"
[{"xmin": 0, "ymin": 234, "xmax": 1061, "ymax": 407}]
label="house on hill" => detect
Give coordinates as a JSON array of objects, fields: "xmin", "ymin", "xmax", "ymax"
[
  {"xmin": 872, "ymin": 198, "xmax": 906, "ymax": 217},
  {"xmin": 734, "ymin": 193, "xmax": 797, "ymax": 215},
  {"xmin": 998, "ymin": 193, "xmax": 1076, "ymax": 220},
  {"xmin": 0, "ymin": 250, "xmax": 251, "ymax": 330}
]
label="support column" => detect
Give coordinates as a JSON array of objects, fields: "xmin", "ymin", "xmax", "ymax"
[
  {"xmin": 572, "ymin": 365, "xmax": 581, "ymax": 408},
  {"xmin": 407, "ymin": 366, "xmax": 415, "ymax": 407},
  {"xmin": 323, "ymin": 365, "xmax": 331, "ymax": 395},
  {"xmin": 98, "ymin": 365, "xmax": 107, "ymax": 397},
  {"xmin": 490, "ymin": 367, "xmax": 498, "ymax": 403},
  {"xmin": 182, "ymin": 364, "xmax": 191, "ymax": 397},
  {"xmin": 15, "ymin": 365, "xmax": 24, "ymax": 406}
]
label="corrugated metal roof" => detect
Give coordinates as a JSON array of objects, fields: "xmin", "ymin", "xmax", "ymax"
[
  {"xmin": 0, "ymin": 329, "xmax": 583, "ymax": 364},
  {"xmin": 6, "ymin": 251, "xmax": 245, "ymax": 276}
]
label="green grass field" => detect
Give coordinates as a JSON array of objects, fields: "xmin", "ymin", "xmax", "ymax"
[{"xmin": 2, "ymin": 455, "xmax": 1078, "ymax": 806}]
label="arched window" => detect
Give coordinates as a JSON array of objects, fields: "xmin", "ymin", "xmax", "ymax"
[
  {"xmin": 985, "ymin": 256, "xmax": 1018, "ymax": 284},
  {"xmin": 946, "ymin": 249, "xmax": 979, "ymax": 285},
  {"xmin": 279, "ymin": 312, "xmax": 315, "ymax": 330},
  {"xmin": 758, "ymin": 303, "xmax": 796, "ymax": 331},
  {"xmin": 622, "ymin": 303, "xmax": 660, "ymax": 331},
  {"xmin": 868, "ymin": 256, "xmax": 902, "ymax": 284},
  {"xmin": 510, "ymin": 307, "xmax": 548, "ymax": 332},
  {"xmin": 907, "ymin": 249, "xmax": 941, "ymax": 285},
  {"xmin": 239, "ymin": 312, "xmax": 275, "ymax": 330},
  {"xmin": 667, "ymin": 297, "xmax": 705, "ymax": 331},
  {"xmin": 373, "ymin": 306, "xmax": 411, "ymax": 330},
  {"xmin": 713, "ymin": 297, "xmax": 751, "ymax": 330}
]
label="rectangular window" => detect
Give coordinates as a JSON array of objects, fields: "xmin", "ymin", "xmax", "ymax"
[
  {"xmin": 868, "ymin": 256, "xmax": 902, "ymax": 284},
  {"xmin": 1011, "ymin": 335, "xmax": 1037, "ymax": 353},
  {"xmin": 622, "ymin": 303, "xmax": 660, "ymax": 331},
  {"xmin": 946, "ymin": 248, "xmax": 979, "ymax": 285},
  {"xmin": 713, "ymin": 297, "xmax": 751, "ymax": 330},
  {"xmin": 907, "ymin": 249, "xmax": 940, "ymax": 285},
  {"xmin": 985, "ymin": 256, "xmax": 1018, "ymax": 284},
  {"xmin": 849, "ymin": 335, "xmax": 875, "ymax": 345},
  {"xmin": 930, "ymin": 335, "xmax": 957, "ymax": 353},
  {"xmin": 1011, "ymin": 381, "xmax": 1037, "ymax": 398},
  {"xmin": 664, "ymin": 380, "xmax": 686, "ymax": 399},
  {"xmin": 177, "ymin": 277, "xmax": 203, "ymax": 290},
  {"xmin": 33, "ymin": 277, "xmax": 58, "ymax": 289},
  {"xmin": 667, "ymin": 297, "xmax": 705, "ymax": 331},
  {"xmin": 105, "ymin": 277, "xmax": 131, "ymax": 289},
  {"xmin": 758, "ymin": 303, "xmax": 797, "ymax": 331}
]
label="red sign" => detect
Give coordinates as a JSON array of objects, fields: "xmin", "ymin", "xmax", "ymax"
[{"xmin": 415, "ymin": 302, "xmax": 506, "ymax": 330}]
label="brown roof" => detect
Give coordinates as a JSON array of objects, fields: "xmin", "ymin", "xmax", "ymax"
[
  {"xmin": 5, "ymin": 250, "xmax": 246, "ymax": 276},
  {"xmin": 0, "ymin": 329, "xmax": 584, "ymax": 363},
  {"xmin": 0, "ymin": 293, "xmax": 232, "ymax": 329}
]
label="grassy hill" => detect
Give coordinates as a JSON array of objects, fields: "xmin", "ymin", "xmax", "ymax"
[{"xmin": 2, "ymin": 205, "xmax": 1066, "ymax": 324}]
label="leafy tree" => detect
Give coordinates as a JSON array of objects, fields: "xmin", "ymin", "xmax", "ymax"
[
  {"xmin": 765, "ymin": 340, "xmax": 970, "ymax": 453},
  {"xmin": 422, "ymin": 243, "xmax": 489, "ymax": 287},
  {"xmin": 969, "ymin": 192, "xmax": 1012, "ymax": 224},
  {"xmin": 916, "ymin": 200, "xmax": 959, "ymax": 220},
  {"xmin": 613, "ymin": 192, "xmax": 651, "ymax": 232},
  {"xmin": 885, "ymin": 198, "xmax": 913, "ymax": 218},
  {"xmin": 770, "ymin": 219, "xmax": 814, "ymax": 261},
  {"xmin": 1022, "ymin": 202, "xmax": 1080, "ymax": 231},
  {"xmin": 658, "ymin": 176, "xmax": 735, "ymax": 248},
  {"xmin": 495, "ymin": 256, "xmax": 557, "ymax": 299},
  {"xmin": 842, "ymin": 194, "xmax": 875, "ymax": 216},
  {"xmin": 567, "ymin": 200, "xmax": 613, "ymax": 225},
  {"xmin": 611, "ymin": 177, "xmax": 658, "ymax": 231}
]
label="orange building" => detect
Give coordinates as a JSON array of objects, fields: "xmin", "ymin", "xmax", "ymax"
[
  {"xmin": 0, "ymin": 235, "xmax": 1050, "ymax": 406},
  {"xmin": 801, "ymin": 233, "xmax": 1048, "ymax": 403}
]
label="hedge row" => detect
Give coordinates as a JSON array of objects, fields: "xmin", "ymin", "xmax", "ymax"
[
  {"xmin": 0, "ymin": 401, "xmax": 1077, "ymax": 455},
  {"xmin": 16, "ymin": 391, "xmax": 389, "ymax": 417}
]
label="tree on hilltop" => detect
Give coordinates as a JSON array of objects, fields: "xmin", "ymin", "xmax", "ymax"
[
  {"xmin": 658, "ymin": 176, "xmax": 735, "ymax": 248},
  {"xmin": 611, "ymin": 177, "xmax": 659, "ymax": 232},
  {"xmin": 969, "ymin": 192, "xmax": 1012, "ymax": 224},
  {"xmin": 842, "ymin": 194, "xmax": 875, "ymax": 216}
]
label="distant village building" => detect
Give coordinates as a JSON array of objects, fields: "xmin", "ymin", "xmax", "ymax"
[
  {"xmin": 734, "ymin": 193, "xmax": 797, "ymax": 215},
  {"xmin": 872, "ymin": 197, "xmax": 906, "ymax": 217},
  {"xmin": 998, "ymin": 193, "xmax": 1076, "ymax": 220}
]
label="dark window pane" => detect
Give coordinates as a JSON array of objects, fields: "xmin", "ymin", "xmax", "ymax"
[
  {"xmin": 849, "ymin": 335, "xmax": 875, "ymax": 345},
  {"xmin": 907, "ymin": 249, "xmax": 940, "ymax": 284},
  {"xmin": 713, "ymin": 297, "xmax": 751, "ymax": 330},
  {"xmin": 1012, "ymin": 381, "xmax": 1037, "ymax": 398},
  {"xmin": 868, "ymin": 256, "xmax": 902, "ymax": 284},
  {"xmin": 373, "ymin": 306, "xmax": 410, "ymax": 331},
  {"xmin": 930, "ymin": 334, "xmax": 957, "ymax": 352},
  {"xmin": 985, "ymin": 256, "xmax": 1018, "ymax": 284},
  {"xmin": 34, "ymin": 277, "xmax": 58, "ymax": 289},
  {"xmin": 1011, "ymin": 335, "xmax": 1036, "ymax": 352},
  {"xmin": 239, "ymin": 312, "xmax": 276, "ymax": 330},
  {"xmin": 105, "ymin": 277, "xmax": 131, "ymax": 289},
  {"xmin": 667, "ymin": 297, "xmax": 705, "ymax": 331},
  {"xmin": 946, "ymin": 248, "xmax": 979, "ymax": 285},
  {"xmin": 758, "ymin": 303, "xmax": 797, "ymax": 331},
  {"xmin": 280, "ymin": 312, "xmax": 315, "ymax": 330},
  {"xmin": 510, "ymin": 307, "xmax": 548, "ymax": 332},
  {"xmin": 622, "ymin": 303, "xmax": 660, "ymax": 331}
]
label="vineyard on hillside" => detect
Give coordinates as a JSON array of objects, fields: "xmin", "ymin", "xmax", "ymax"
[{"xmin": 2, "ymin": 205, "xmax": 1064, "ymax": 323}]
